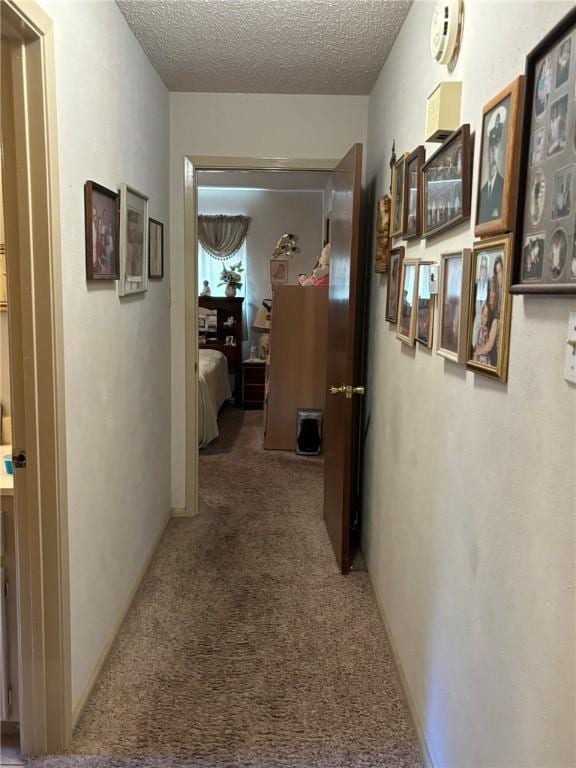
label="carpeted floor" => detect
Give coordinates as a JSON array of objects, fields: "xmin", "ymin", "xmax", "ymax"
[{"xmin": 28, "ymin": 409, "xmax": 423, "ymax": 768}]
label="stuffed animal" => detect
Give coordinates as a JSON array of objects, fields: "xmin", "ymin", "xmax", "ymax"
[{"xmin": 298, "ymin": 243, "xmax": 330, "ymax": 287}]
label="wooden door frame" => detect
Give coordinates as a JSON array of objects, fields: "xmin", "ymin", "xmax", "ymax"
[
  {"xmin": 183, "ymin": 156, "xmax": 337, "ymax": 517},
  {"xmin": 1, "ymin": 0, "xmax": 71, "ymax": 755}
]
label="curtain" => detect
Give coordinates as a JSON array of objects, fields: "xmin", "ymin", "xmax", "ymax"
[
  {"xmin": 197, "ymin": 215, "xmax": 250, "ymax": 260},
  {"xmin": 198, "ymin": 242, "xmax": 247, "ymax": 298}
]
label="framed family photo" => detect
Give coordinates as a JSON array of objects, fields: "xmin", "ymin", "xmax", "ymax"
[
  {"xmin": 84, "ymin": 181, "xmax": 119, "ymax": 280},
  {"xmin": 385, "ymin": 246, "xmax": 404, "ymax": 323},
  {"xmin": 396, "ymin": 257, "xmax": 418, "ymax": 346},
  {"xmin": 512, "ymin": 6, "xmax": 576, "ymax": 294},
  {"xmin": 149, "ymin": 218, "xmax": 164, "ymax": 278},
  {"xmin": 423, "ymin": 124, "xmax": 472, "ymax": 239},
  {"xmin": 475, "ymin": 76, "xmax": 525, "ymax": 238},
  {"xmin": 466, "ymin": 236, "xmax": 513, "ymax": 383},
  {"xmin": 270, "ymin": 259, "xmax": 289, "ymax": 286},
  {"xmin": 375, "ymin": 194, "xmax": 391, "ymax": 273},
  {"xmin": 391, "ymin": 153, "xmax": 408, "ymax": 238},
  {"xmin": 415, "ymin": 262, "xmax": 435, "ymax": 348},
  {"xmin": 118, "ymin": 183, "xmax": 149, "ymax": 297},
  {"xmin": 403, "ymin": 146, "xmax": 425, "ymax": 240},
  {"xmin": 437, "ymin": 249, "xmax": 472, "ymax": 364}
]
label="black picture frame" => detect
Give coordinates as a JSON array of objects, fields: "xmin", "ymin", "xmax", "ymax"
[
  {"xmin": 84, "ymin": 181, "xmax": 119, "ymax": 280},
  {"xmin": 511, "ymin": 6, "xmax": 576, "ymax": 294}
]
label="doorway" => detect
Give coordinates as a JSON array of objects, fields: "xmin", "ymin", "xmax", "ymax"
[{"xmin": 1, "ymin": 0, "xmax": 71, "ymax": 757}]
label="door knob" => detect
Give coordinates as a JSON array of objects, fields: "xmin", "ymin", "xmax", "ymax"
[
  {"xmin": 329, "ymin": 384, "xmax": 365, "ymax": 399},
  {"xmin": 329, "ymin": 384, "xmax": 347, "ymax": 396}
]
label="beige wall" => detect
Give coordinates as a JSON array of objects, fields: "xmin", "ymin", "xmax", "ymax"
[
  {"xmin": 39, "ymin": 0, "xmax": 171, "ymax": 710},
  {"xmin": 363, "ymin": 2, "xmax": 576, "ymax": 766},
  {"xmin": 170, "ymin": 92, "xmax": 369, "ymax": 508}
]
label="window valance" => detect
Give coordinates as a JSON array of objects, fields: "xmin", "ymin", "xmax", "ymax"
[{"xmin": 197, "ymin": 215, "xmax": 250, "ymax": 260}]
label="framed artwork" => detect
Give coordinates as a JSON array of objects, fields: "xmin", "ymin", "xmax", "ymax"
[
  {"xmin": 385, "ymin": 246, "xmax": 404, "ymax": 323},
  {"xmin": 475, "ymin": 76, "xmax": 525, "ymax": 237},
  {"xmin": 375, "ymin": 194, "xmax": 391, "ymax": 273},
  {"xmin": 396, "ymin": 257, "xmax": 419, "ymax": 346},
  {"xmin": 270, "ymin": 259, "xmax": 289, "ymax": 285},
  {"xmin": 437, "ymin": 249, "xmax": 472, "ymax": 364},
  {"xmin": 415, "ymin": 262, "xmax": 435, "ymax": 348},
  {"xmin": 403, "ymin": 146, "xmax": 425, "ymax": 239},
  {"xmin": 466, "ymin": 235, "xmax": 513, "ymax": 383},
  {"xmin": 84, "ymin": 181, "xmax": 119, "ymax": 280},
  {"xmin": 148, "ymin": 218, "xmax": 164, "ymax": 278},
  {"xmin": 118, "ymin": 184, "xmax": 148, "ymax": 296},
  {"xmin": 391, "ymin": 153, "xmax": 408, "ymax": 238},
  {"xmin": 512, "ymin": 6, "xmax": 576, "ymax": 293},
  {"xmin": 422, "ymin": 124, "xmax": 472, "ymax": 239}
]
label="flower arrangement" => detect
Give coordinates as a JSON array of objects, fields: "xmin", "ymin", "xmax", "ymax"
[{"xmin": 218, "ymin": 261, "xmax": 244, "ymax": 290}]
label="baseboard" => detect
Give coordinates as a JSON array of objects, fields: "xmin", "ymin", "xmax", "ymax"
[
  {"xmin": 71, "ymin": 510, "xmax": 171, "ymax": 731},
  {"xmin": 367, "ymin": 571, "xmax": 436, "ymax": 768},
  {"xmin": 170, "ymin": 507, "xmax": 197, "ymax": 518}
]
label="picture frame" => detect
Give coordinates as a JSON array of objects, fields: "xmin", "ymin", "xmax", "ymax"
[
  {"xmin": 402, "ymin": 146, "xmax": 425, "ymax": 239},
  {"xmin": 385, "ymin": 246, "xmax": 405, "ymax": 323},
  {"xmin": 422, "ymin": 124, "xmax": 472, "ymax": 239},
  {"xmin": 511, "ymin": 6, "xmax": 576, "ymax": 294},
  {"xmin": 391, "ymin": 153, "xmax": 408, "ymax": 238},
  {"xmin": 466, "ymin": 235, "xmax": 513, "ymax": 383},
  {"xmin": 375, "ymin": 194, "xmax": 391, "ymax": 273},
  {"xmin": 437, "ymin": 249, "xmax": 472, "ymax": 364},
  {"xmin": 270, "ymin": 259, "xmax": 289, "ymax": 286},
  {"xmin": 396, "ymin": 257, "xmax": 419, "ymax": 346},
  {"xmin": 84, "ymin": 181, "xmax": 119, "ymax": 280},
  {"xmin": 415, "ymin": 262, "xmax": 435, "ymax": 348},
  {"xmin": 118, "ymin": 183, "xmax": 149, "ymax": 297},
  {"xmin": 475, "ymin": 76, "xmax": 525, "ymax": 238},
  {"xmin": 148, "ymin": 218, "xmax": 164, "ymax": 278}
]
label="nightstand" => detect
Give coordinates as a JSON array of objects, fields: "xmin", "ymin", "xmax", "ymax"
[{"xmin": 242, "ymin": 360, "xmax": 266, "ymax": 410}]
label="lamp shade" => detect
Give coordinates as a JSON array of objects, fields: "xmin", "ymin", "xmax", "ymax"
[{"xmin": 253, "ymin": 305, "xmax": 271, "ymax": 331}]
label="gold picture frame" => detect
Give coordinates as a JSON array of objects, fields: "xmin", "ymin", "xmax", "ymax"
[
  {"xmin": 396, "ymin": 257, "xmax": 419, "ymax": 346},
  {"xmin": 375, "ymin": 194, "xmax": 391, "ymax": 273},
  {"xmin": 415, "ymin": 262, "xmax": 436, "ymax": 348},
  {"xmin": 466, "ymin": 235, "xmax": 513, "ymax": 383},
  {"xmin": 390, "ymin": 152, "xmax": 408, "ymax": 239},
  {"xmin": 437, "ymin": 249, "xmax": 472, "ymax": 364}
]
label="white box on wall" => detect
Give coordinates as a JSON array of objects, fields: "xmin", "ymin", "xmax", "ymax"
[{"xmin": 425, "ymin": 81, "xmax": 462, "ymax": 142}]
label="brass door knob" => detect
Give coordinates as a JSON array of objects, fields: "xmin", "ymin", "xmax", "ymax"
[
  {"xmin": 329, "ymin": 384, "xmax": 365, "ymax": 399},
  {"xmin": 329, "ymin": 384, "xmax": 347, "ymax": 396}
]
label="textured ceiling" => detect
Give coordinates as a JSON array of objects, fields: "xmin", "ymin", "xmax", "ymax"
[
  {"xmin": 116, "ymin": 0, "xmax": 412, "ymax": 95},
  {"xmin": 197, "ymin": 170, "xmax": 331, "ymax": 190}
]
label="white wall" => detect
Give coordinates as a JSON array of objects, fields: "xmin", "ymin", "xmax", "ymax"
[
  {"xmin": 39, "ymin": 0, "xmax": 171, "ymax": 710},
  {"xmin": 363, "ymin": 2, "xmax": 576, "ymax": 767},
  {"xmin": 170, "ymin": 92, "xmax": 368, "ymax": 508},
  {"xmin": 197, "ymin": 186, "xmax": 324, "ymax": 349}
]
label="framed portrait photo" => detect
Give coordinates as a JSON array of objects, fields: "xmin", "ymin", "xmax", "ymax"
[
  {"xmin": 512, "ymin": 6, "xmax": 576, "ymax": 294},
  {"xmin": 423, "ymin": 124, "xmax": 472, "ymax": 239},
  {"xmin": 118, "ymin": 184, "xmax": 149, "ymax": 297},
  {"xmin": 437, "ymin": 249, "xmax": 472, "ymax": 364},
  {"xmin": 375, "ymin": 194, "xmax": 391, "ymax": 273},
  {"xmin": 270, "ymin": 259, "xmax": 289, "ymax": 286},
  {"xmin": 475, "ymin": 76, "xmax": 525, "ymax": 237},
  {"xmin": 466, "ymin": 235, "xmax": 513, "ymax": 383},
  {"xmin": 385, "ymin": 246, "xmax": 404, "ymax": 323},
  {"xmin": 415, "ymin": 262, "xmax": 435, "ymax": 348},
  {"xmin": 391, "ymin": 153, "xmax": 408, "ymax": 238},
  {"xmin": 84, "ymin": 181, "xmax": 119, "ymax": 280},
  {"xmin": 148, "ymin": 218, "xmax": 164, "ymax": 278},
  {"xmin": 396, "ymin": 257, "xmax": 419, "ymax": 346},
  {"xmin": 402, "ymin": 146, "xmax": 425, "ymax": 239}
]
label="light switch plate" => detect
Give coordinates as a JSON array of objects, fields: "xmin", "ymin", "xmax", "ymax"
[{"xmin": 563, "ymin": 311, "xmax": 576, "ymax": 384}]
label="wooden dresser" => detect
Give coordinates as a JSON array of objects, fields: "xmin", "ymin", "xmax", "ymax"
[
  {"xmin": 198, "ymin": 296, "xmax": 244, "ymax": 405},
  {"xmin": 263, "ymin": 286, "xmax": 328, "ymax": 450}
]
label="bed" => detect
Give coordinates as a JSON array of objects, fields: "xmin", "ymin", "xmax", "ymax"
[{"xmin": 198, "ymin": 349, "xmax": 232, "ymax": 448}]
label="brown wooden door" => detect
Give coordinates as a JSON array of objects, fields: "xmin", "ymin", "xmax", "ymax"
[{"xmin": 323, "ymin": 143, "xmax": 363, "ymax": 574}]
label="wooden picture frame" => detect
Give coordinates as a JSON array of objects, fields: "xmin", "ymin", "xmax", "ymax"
[
  {"xmin": 148, "ymin": 218, "xmax": 164, "ymax": 278},
  {"xmin": 466, "ymin": 235, "xmax": 513, "ymax": 383},
  {"xmin": 396, "ymin": 257, "xmax": 419, "ymax": 346},
  {"xmin": 402, "ymin": 146, "xmax": 425, "ymax": 239},
  {"xmin": 375, "ymin": 194, "xmax": 391, "ymax": 273},
  {"xmin": 270, "ymin": 259, "xmax": 289, "ymax": 285},
  {"xmin": 385, "ymin": 246, "xmax": 404, "ymax": 323},
  {"xmin": 84, "ymin": 180, "xmax": 119, "ymax": 280},
  {"xmin": 391, "ymin": 153, "xmax": 408, "ymax": 238},
  {"xmin": 475, "ymin": 77, "xmax": 525, "ymax": 238},
  {"xmin": 437, "ymin": 249, "xmax": 472, "ymax": 364},
  {"xmin": 415, "ymin": 262, "xmax": 435, "ymax": 348},
  {"xmin": 423, "ymin": 124, "xmax": 472, "ymax": 239},
  {"xmin": 511, "ymin": 6, "xmax": 576, "ymax": 294},
  {"xmin": 118, "ymin": 183, "xmax": 149, "ymax": 296}
]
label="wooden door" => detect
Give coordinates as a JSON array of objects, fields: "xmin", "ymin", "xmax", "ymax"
[{"xmin": 323, "ymin": 143, "xmax": 363, "ymax": 574}]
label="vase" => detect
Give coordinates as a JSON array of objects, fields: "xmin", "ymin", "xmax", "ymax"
[{"xmin": 225, "ymin": 284, "xmax": 237, "ymax": 298}]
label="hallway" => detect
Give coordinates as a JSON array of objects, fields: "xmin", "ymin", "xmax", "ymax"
[{"xmin": 29, "ymin": 410, "xmax": 422, "ymax": 767}]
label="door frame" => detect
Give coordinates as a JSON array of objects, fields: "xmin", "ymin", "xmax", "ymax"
[
  {"xmin": 183, "ymin": 156, "xmax": 337, "ymax": 516},
  {"xmin": 1, "ymin": 0, "xmax": 71, "ymax": 755}
]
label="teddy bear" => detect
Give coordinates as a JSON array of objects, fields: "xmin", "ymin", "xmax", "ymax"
[{"xmin": 298, "ymin": 243, "xmax": 330, "ymax": 287}]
